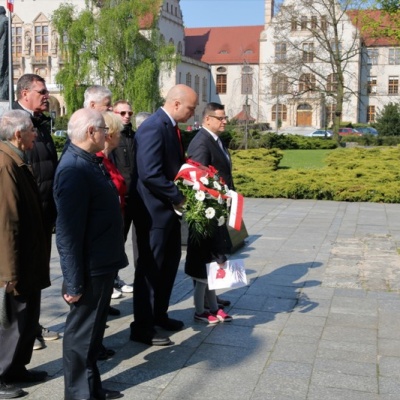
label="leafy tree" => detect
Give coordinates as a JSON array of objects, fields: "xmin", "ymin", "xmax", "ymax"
[
  {"xmin": 375, "ymin": 102, "xmax": 400, "ymax": 136},
  {"xmin": 359, "ymin": 1, "xmax": 400, "ymax": 42},
  {"xmin": 52, "ymin": 0, "xmax": 177, "ymax": 114}
]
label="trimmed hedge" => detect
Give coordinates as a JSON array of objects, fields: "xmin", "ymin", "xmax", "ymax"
[{"xmin": 232, "ymin": 147, "xmax": 400, "ymax": 202}]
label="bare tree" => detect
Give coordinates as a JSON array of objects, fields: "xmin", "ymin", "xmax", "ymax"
[{"xmin": 261, "ymin": 0, "xmax": 372, "ymax": 136}]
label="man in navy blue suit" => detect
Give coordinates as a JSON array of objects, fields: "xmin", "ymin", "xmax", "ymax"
[{"xmin": 130, "ymin": 84, "xmax": 198, "ymax": 346}]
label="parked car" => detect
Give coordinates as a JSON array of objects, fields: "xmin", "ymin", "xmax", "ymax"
[
  {"xmin": 338, "ymin": 128, "xmax": 362, "ymax": 136},
  {"xmin": 307, "ymin": 129, "xmax": 333, "ymax": 138},
  {"xmin": 53, "ymin": 130, "xmax": 68, "ymax": 137},
  {"xmin": 356, "ymin": 127, "xmax": 378, "ymax": 136}
]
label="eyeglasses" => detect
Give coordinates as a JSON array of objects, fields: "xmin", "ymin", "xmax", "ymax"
[
  {"xmin": 32, "ymin": 89, "xmax": 49, "ymax": 96},
  {"xmin": 114, "ymin": 111, "xmax": 133, "ymax": 117},
  {"xmin": 208, "ymin": 115, "xmax": 228, "ymax": 122},
  {"xmin": 98, "ymin": 126, "xmax": 109, "ymax": 135}
]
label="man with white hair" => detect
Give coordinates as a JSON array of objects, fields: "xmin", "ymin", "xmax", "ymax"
[
  {"xmin": 54, "ymin": 108, "xmax": 127, "ymax": 400},
  {"xmin": 83, "ymin": 85, "xmax": 113, "ymax": 111},
  {"xmin": 0, "ymin": 110, "xmax": 50, "ymax": 398}
]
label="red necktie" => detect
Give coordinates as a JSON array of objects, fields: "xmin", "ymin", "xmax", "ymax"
[{"xmin": 175, "ymin": 125, "xmax": 184, "ymax": 157}]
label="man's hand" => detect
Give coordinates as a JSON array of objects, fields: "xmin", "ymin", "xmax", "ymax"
[
  {"xmin": 63, "ymin": 293, "xmax": 82, "ymax": 304},
  {"xmin": 173, "ymin": 198, "xmax": 186, "ymax": 214},
  {"xmin": 4, "ymin": 281, "xmax": 17, "ymax": 293}
]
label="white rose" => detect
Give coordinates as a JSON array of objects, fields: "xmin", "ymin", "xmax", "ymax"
[
  {"xmin": 200, "ymin": 176, "xmax": 209, "ymax": 185},
  {"xmin": 218, "ymin": 195, "xmax": 224, "ymax": 204},
  {"xmin": 195, "ymin": 190, "xmax": 206, "ymax": 201},
  {"xmin": 218, "ymin": 216, "xmax": 225, "ymax": 226},
  {"xmin": 213, "ymin": 181, "xmax": 222, "ymax": 190},
  {"xmin": 205, "ymin": 207, "xmax": 216, "ymax": 219}
]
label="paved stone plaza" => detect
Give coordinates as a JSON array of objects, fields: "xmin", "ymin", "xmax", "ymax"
[{"xmin": 22, "ymin": 199, "xmax": 400, "ymax": 399}]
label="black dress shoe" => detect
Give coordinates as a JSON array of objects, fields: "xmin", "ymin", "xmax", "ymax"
[
  {"xmin": 104, "ymin": 389, "xmax": 123, "ymax": 399},
  {"xmin": 216, "ymin": 296, "xmax": 231, "ymax": 307},
  {"xmin": 98, "ymin": 345, "xmax": 115, "ymax": 360},
  {"xmin": 108, "ymin": 306, "xmax": 120, "ymax": 316},
  {"xmin": 5, "ymin": 368, "xmax": 48, "ymax": 383},
  {"xmin": 0, "ymin": 381, "xmax": 24, "ymax": 399},
  {"xmin": 130, "ymin": 331, "xmax": 172, "ymax": 346},
  {"xmin": 154, "ymin": 317, "xmax": 184, "ymax": 331}
]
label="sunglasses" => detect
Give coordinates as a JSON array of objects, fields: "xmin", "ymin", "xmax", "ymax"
[
  {"xmin": 32, "ymin": 89, "xmax": 49, "ymax": 96},
  {"xmin": 115, "ymin": 111, "xmax": 133, "ymax": 117}
]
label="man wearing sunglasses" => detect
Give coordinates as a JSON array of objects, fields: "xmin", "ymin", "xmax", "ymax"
[
  {"xmin": 12, "ymin": 74, "xmax": 60, "ymax": 352},
  {"xmin": 111, "ymin": 100, "xmax": 138, "ymax": 286}
]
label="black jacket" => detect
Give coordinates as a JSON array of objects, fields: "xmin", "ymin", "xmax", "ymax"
[
  {"xmin": 111, "ymin": 123, "xmax": 135, "ymax": 195},
  {"xmin": 54, "ymin": 143, "xmax": 128, "ymax": 295},
  {"xmin": 12, "ymin": 101, "xmax": 58, "ymax": 227}
]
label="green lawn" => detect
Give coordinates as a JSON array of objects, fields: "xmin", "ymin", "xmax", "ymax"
[{"xmin": 279, "ymin": 149, "xmax": 333, "ymax": 169}]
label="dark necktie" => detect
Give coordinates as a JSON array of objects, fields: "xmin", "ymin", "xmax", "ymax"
[{"xmin": 217, "ymin": 138, "xmax": 230, "ymax": 162}]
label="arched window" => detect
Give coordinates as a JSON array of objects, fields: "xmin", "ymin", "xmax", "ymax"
[
  {"xmin": 216, "ymin": 66, "xmax": 227, "ymax": 94},
  {"xmin": 186, "ymin": 73, "xmax": 192, "ymax": 88},
  {"xmin": 177, "ymin": 41, "xmax": 183, "ymax": 55},
  {"xmin": 297, "ymin": 103, "xmax": 312, "ymax": 110},
  {"xmin": 299, "ymin": 73, "xmax": 316, "ymax": 93}
]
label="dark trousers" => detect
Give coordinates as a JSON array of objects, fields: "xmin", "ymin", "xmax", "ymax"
[
  {"xmin": 63, "ymin": 272, "xmax": 115, "ymax": 400},
  {"xmin": 132, "ymin": 216, "xmax": 181, "ymax": 333},
  {"xmin": 123, "ymin": 196, "xmax": 138, "ymax": 268},
  {"xmin": 0, "ymin": 290, "xmax": 41, "ymax": 377}
]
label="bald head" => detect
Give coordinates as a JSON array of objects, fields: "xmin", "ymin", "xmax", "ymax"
[
  {"xmin": 163, "ymin": 84, "xmax": 198, "ymax": 123},
  {"xmin": 68, "ymin": 108, "xmax": 106, "ymax": 153}
]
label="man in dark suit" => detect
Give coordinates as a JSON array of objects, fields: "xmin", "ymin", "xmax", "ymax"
[
  {"xmin": 186, "ymin": 102, "xmax": 233, "ymax": 308},
  {"xmin": 130, "ymin": 84, "xmax": 198, "ymax": 346},
  {"xmin": 12, "ymin": 73, "xmax": 60, "ymax": 350}
]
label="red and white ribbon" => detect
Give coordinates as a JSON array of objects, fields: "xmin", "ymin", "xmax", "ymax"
[
  {"xmin": 175, "ymin": 163, "xmax": 244, "ymax": 231},
  {"xmin": 227, "ymin": 190, "xmax": 243, "ymax": 231}
]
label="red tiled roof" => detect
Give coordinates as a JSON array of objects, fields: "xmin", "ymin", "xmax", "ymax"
[
  {"xmin": 347, "ymin": 9, "xmax": 400, "ymax": 46},
  {"xmin": 184, "ymin": 26, "xmax": 264, "ymax": 64},
  {"xmin": 232, "ymin": 109, "xmax": 256, "ymax": 121}
]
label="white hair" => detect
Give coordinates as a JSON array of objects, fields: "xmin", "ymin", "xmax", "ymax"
[
  {"xmin": 83, "ymin": 85, "xmax": 112, "ymax": 108},
  {"xmin": 135, "ymin": 112, "xmax": 151, "ymax": 129},
  {"xmin": 68, "ymin": 108, "xmax": 104, "ymax": 143},
  {"xmin": 0, "ymin": 110, "xmax": 32, "ymax": 140}
]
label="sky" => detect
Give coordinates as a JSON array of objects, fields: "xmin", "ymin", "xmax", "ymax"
[{"xmin": 180, "ymin": 0, "xmax": 265, "ymax": 28}]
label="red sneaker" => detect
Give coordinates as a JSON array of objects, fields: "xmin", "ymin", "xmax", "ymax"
[
  {"xmin": 213, "ymin": 309, "xmax": 233, "ymax": 322},
  {"xmin": 194, "ymin": 312, "xmax": 219, "ymax": 325}
]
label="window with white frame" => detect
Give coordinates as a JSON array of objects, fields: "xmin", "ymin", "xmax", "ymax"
[
  {"xmin": 202, "ymin": 77, "xmax": 207, "ymax": 102},
  {"xmin": 367, "ymin": 48, "xmax": 379, "ymax": 65},
  {"xmin": 275, "ymin": 43, "xmax": 287, "ymax": 63},
  {"xmin": 186, "ymin": 73, "xmax": 192, "ymax": 88},
  {"xmin": 367, "ymin": 105, "xmax": 376, "ymax": 123},
  {"xmin": 389, "ymin": 48, "xmax": 400, "ymax": 65},
  {"xmin": 34, "ymin": 23, "xmax": 49, "ymax": 60},
  {"xmin": 241, "ymin": 66, "xmax": 253, "ymax": 95},
  {"xmin": 272, "ymin": 104, "xmax": 287, "ymax": 122},
  {"xmin": 388, "ymin": 76, "xmax": 399, "ymax": 94},
  {"xmin": 367, "ymin": 76, "xmax": 377, "ymax": 94},
  {"xmin": 216, "ymin": 67, "xmax": 227, "ymax": 94},
  {"xmin": 302, "ymin": 43, "xmax": 314, "ymax": 63}
]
